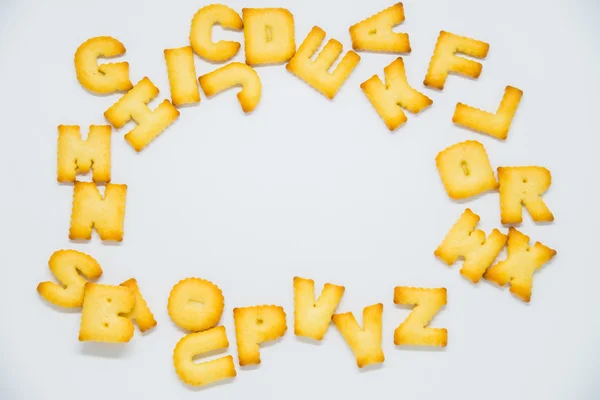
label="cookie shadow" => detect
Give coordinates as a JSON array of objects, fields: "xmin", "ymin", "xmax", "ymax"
[
  {"xmin": 80, "ymin": 342, "xmax": 130, "ymax": 358},
  {"xmin": 358, "ymin": 362, "xmax": 384, "ymax": 373},
  {"xmin": 295, "ymin": 335, "xmax": 324, "ymax": 346},
  {"xmin": 180, "ymin": 376, "xmax": 236, "ymax": 392}
]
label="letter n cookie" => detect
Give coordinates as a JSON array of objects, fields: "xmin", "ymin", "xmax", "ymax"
[
  {"xmin": 453, "ymin": 86, "xmax": 523, "ymax": 140},
  {"xmin": 173, "ymin": 326, "xmax": 237, "ymax": 387},
  {"xmin": 69, "ymin": 182, "xmax": 127, "ymax": 242},
  {"xmin": 233, "ymin": 305, "xmax": 287, "ymax": 366},
  {"xmin": 484, "ymin": 228, "xmax": 556, "ymax": 302},
  {"xmin": 424, "ymin": 31, "xmax": 489, "ymax": 90},
  {"xmin": 332, "ymin": 303, "xmax": 384, "ymax": 368},
  {"xmin": 394, "ymin": 287, "xmax": 447, "ymax": 347},
  {"xmin": 349, "ymin": 2, "xmax": 410, "ymax": 53},
  {"xmin": 286, "ymin": 26, "xmax": 360, "ymax": 99},
  {"xmin": 436, "ymin": 140, "xmax": 498, "ymax": 200},
  {"xmin": 294, "ymin": 276, "xmax": 345, "ymax": 340},
  {"xmin": 78, "ymin": 283, "xmax": 135, "ymax": 343},
  {"xmin": 498, "ymin": 166, "xmax": 554, "ymax": 224},
  {"xmin": 243, "ymin": 8, "xmax": 296, "ymax": 65},
  {"xmin": 435, "ymin": 209, "xmax": 507, "ymax": 283}
]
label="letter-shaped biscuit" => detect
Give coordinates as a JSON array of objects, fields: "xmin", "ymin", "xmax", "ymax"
[
  {"xmin": 173, "ymin": 326, "xmax": 237, "ymax": 387},
  {"xmin": 57, "ymin": 125, "xmax": 111, "ymax": 183},
  {"xmin": 349, "ymin": 3, "xmax": 410, "ymax": 53},
  {"xmin": 198, "ymin": 62, "xmax": 262, "ymax": 113},
  {"xmin": 332, "ymin": 303, "xmax": 384, "ymax": 368},
  {"xmin": 78, "ymin": 283, "xmax": 135, "ymax": 343},
  {"xmin": 69, "ymin": 182, "xmax": 127, "ymax": 242},
  {"xmin": 435, "ymin": 209, "xmax": 507, "ymax": 283},
  {"xmin": 361, "ymin": 57, "xmax": 432, "ymax": 131},
  {"xmin": 104, "ymin": 77, "xmax": 180, "ymax": 152},
  {"xmin": 74, "ymin": 36, "xmax": 132, "ymax": 94},
  {"xmin": 286, "ymin": 26, "xmax": 360, "ymax": 99},
  {"xmin": 190, "ymin": 4, "xmax": 243, "ymax": 62},
  {"xmin": 120, "ymin": 278, "xmax": 157, "ymax": 333},
  {"xmin": 233, "ymin": 305, "xmax": 287, "ymax": 366},
  {"xmin": 168, "ymin": 278, "xmax": 224, "ymax": 332},
  {"xmin": 424, "ymin": 31, "xmax": 489, "ymax": 90},
  {"xmin": 453, "ymin": 86, "xmax": 523, "ymax": 140},
  {"xmin": 242, "ymin": 8, "xmax": 296, "ymax": 65},
  {"xmin": 164, "ymin": 46, "xmax": 200, "ymax": 107},
  {"xmin": 294, "ymin": 276, "xmax": 345, "ymax": 340},
  {"xmin": 484, "ymin": 228, "xmax": 556, "ymax": 302},
  {"xmin": 435, "ymin": 140, "xmax": 498, "ymax": 200},
  {"xmin": 37, "ymin": 250, "xmax": 103, "ymax": 308},
  {"xmin": 393, "ymin": 287, "xmax": 447, "ymax": 347},
  {"xmin": 498, "ymin": 166, "xmax": 554, "ymax": 224}
]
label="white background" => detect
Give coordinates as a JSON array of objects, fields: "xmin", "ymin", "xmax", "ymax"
[{"xmin": 0, "ymin": 0, "xmax": 599, "ymax": 398}]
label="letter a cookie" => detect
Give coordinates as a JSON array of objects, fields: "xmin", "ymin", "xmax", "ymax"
[{"xmin": 349, "ymin": 3, "xmax": 411, "ymax": 53}]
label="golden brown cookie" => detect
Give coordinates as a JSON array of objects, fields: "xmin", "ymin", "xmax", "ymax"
[
  {"xmin": 294, "ymin": 276, "xmax": 345, "ymax": 340},
  {"xmin": 435, "ymin": 140, "xmax": 498, "ymax": 200},
  {"xmin": 69, "ymin": 182, "xmax": 127, "ymax": 242},
  {"xmin": 190, "ymin": 4, "xmax": 243, "ymax": 62},
  {"xmin": 243, "ymin": 8, "xmax": 296, "ymax": 65},
  {"xmin": 78, "ymin": 283, "xmax": 135, "ymax": 343},
  {"xmin": 74, "ymin": 36, "xmax": 132, "ymax": 94},
  {"xmin": 435, "ymin": 208, "xmax": 507, "ymax": 283},
  {"xmin": 424, "ymin": 31, "xmax": 489, "ymax": 90},
  {"xmin": 361, "ymin": 57, "xmax": 432, "ymax": 131},
  {"xmin": 498, "ymin": 166, "xmax": 554, "ymax": 224},
  {"xmin": 393, "ymin": 287, "xmax": 447, "ymax": 347},
  {"xmin": 120, "ymin": 278, "xmax": 157, "ymax": 333},
  {"xmin": 349, "ymin": 3, "xmax": 410, "ymax": 53},
  {"xmin": 198, "ymin": 62, "xmax": 262, "ymax": 113},
  {"xmin": 453, "ymin": 86, "xmax": 523, "ymax": 140},
  {"xmin": 173, "ymin": 326, "xmax": 237, "ymax": 387},
  {"xmin": 37, "ymin": 250, "xmax": 103, "ymax": 308},
  {"xmin": 104, "ymin": 77, "xmax": 180, "ymax": 152},
  {"xmin": 167, "ymin": 278, "xmax": 224, "ymax": 332},
  {"xmin": 332, "ymin": 303, "xmax": 384, "ymax": 368},
  {"xmin": 57, "ymin": 125, "xmax": 112, "ymax": 183},
  {"xmin": 164, "ymin": 46, "xmax": 200, "ymax": 107},
  {"xmin": 484, "ymin": 227, "xmax": 556, "ymax": 302},
  {"xmin": 286, "ymin": 26, "xmax": 360, "ymax": 99},
  {"xmin": 233, "ymin": 305, "xmax": 287, "ymax": 366}
]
